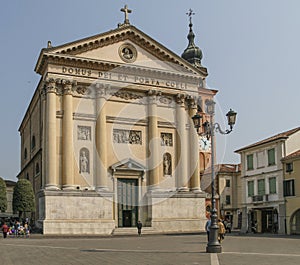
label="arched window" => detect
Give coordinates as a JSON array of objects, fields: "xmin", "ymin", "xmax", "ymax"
[
  {"xmin": 24, "ymin": 148, "xmax": 28, "ymax": 160},
  {"xmin": 31, "ymin": 135, "xmax": 36, "ymax": 150},
  {"xmin": 35, "ymin": 163, "xmax": 40, "ymax": 175}
]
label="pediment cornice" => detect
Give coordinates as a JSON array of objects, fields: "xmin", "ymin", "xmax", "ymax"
[
  {"xmin": 35, "ymin": 25, "xmax": 208, "ymax": 77},
  {"xmin": 36, "ymin": 52, "xmax": 203, "ymax": 85}
]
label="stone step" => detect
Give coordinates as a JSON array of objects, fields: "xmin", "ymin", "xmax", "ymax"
[{"xmin": 112, "ymin": 227, "xmax": 156, "ymax": 236}]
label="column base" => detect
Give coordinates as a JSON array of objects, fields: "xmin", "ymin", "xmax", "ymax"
[
  {"xmin": 191, "ymin": 188, "xmax": 203, "ymax": 193},
  {"xmin": 62, "ymin": 185, "xmax": 78, "ymax": 190},
  {"xmin": 177, "ymin": 187, "xmax": 189, "ymax": 192},
  {"xmin": 45, "ymin": 184, "xmax": 60, "ymax": 190}
]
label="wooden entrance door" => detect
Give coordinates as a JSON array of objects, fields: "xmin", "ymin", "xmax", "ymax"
[{"xmin": 117, "ymin": 178, "xmax": 138, "ymax": 227}]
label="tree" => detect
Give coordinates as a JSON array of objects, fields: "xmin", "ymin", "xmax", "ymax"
[
  {"xmin": 0, "ymin": 177, "xmax": 7, "ymax": 212},
  {"xmin": 13, "ymin": 179, "xmax": 35, "ymax": 218}
]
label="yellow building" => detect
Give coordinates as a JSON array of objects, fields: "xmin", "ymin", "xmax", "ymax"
[
  {"xmin": 17, "ymin": 7, "xmax": 218, "ymax": 235},
  {"xmin": 282, "ymin": 150, "xmax": 300, "ymax": 234}
]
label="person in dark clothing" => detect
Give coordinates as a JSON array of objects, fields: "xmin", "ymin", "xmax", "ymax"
[{"xmin": 137, "ymin": 221, "xmax": 142, "ymax": 236}]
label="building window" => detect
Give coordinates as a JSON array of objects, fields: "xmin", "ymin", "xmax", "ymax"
[
  {"xmin": 247, "ymin": 154, "xmax": 254, "ymax": 170},
  {"xmin": 226, "ymin": 179, "xmax": 231, "ymax": 187},
  {"xmin": 258, "ymin": 179, "xmax": 265, "ymax": 195},
  {"xmin": 268, "ymin": 148, "xmax": 276, "ymax": 166},
  {"xmin": 269, "ymin": 177, "xmax": 276, "ymax": 194},
  {"xmin": 286, "ymin": 163, "xmax": 293, "ymax": 173},
  {"xmin": 248, "ymin": 181, "xmax": 254, "ymax": 197},
  {"xmin": 284, "ymin": 179, "xmax": 295, "ymax": 197},
  {"xmin": 26, "ymin": 173, "xmax": 29, "ymax": 180},
  {"xmin": 225, "ymin": 195, "xmax": 231, "ymax": 205},
  {"xmin": 24, "ymin": 148, "xmax": 28, "ymax": 160},
  {"xmin": 31, "ymin": 135, "xmax": 36, "ymax": 150},
  {"xmin": 35, "ymin": 163, "xmax": 40, "ymax": 175}
]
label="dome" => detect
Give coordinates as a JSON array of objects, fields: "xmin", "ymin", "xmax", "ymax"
[{"xmin": 181, "ymin": 21, "xmax": 203, "ymax": 68}]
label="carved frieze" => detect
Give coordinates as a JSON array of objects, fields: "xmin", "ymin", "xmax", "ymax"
[
  {"xmin": 161, "ymin": 133, "xmax": 173, "ymax": 146},
  {"xmin": 78, "ymin": 126, "xmax": 91, "ymax": 140},
  {"xmin": 76, "ymin": 86, "xmax": 89, "ymax": 95},
  {"xmin": 159, "ymin": 96, "xmax": 173, "ymax": 105},
  {"xmin": 113, "ymin": 91, "xmax": 142, "ymax": 100},
  {"xmin": 113, "ymin": 129, "xmax": 142, "ymax": 145}
]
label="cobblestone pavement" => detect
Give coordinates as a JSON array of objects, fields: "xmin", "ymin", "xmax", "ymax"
[{"xmin": 0, "ymin": 233, "xmax": 300, "ymax": 265}]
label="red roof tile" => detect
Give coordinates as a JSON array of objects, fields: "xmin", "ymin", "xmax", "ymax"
[
  {"xmin": 235, "ymin": 127, "xmax": 300, "ymax": 153},
  {"xmin": 282, "ymin": 149, "xmax": 300, "ymax": 161}
]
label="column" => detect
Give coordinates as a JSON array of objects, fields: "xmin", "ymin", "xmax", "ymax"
[
  {"xmin": 176, "ymin": 94, "xmax": 189, "ymax": 191},
  {"xmin": 41, "ymin": 86, "xmax": 46, "ymax": 189},
  {"xmin": 188, "ymin": 96, "xmax": 201, "ymax": 192},
  {"xmin": 62, "ymin": 79, "xmax": 75, "ymax": 189},
  {"xmin": 45, "ymin": 78, "xmax": 59, "ymax": 189},
  {"xmin": 95, "ymin": 85, "xmax": 108, "ymax": 191},
  {"xmin": 148, "ymin": 90, "xmax": 160, "ymax": 190}
]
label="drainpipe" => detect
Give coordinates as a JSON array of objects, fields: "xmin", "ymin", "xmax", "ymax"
[{"xmin": 283, "ymin": 140, "xmax": 287, "ymax": 234}]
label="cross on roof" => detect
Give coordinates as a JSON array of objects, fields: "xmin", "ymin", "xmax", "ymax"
[
  {"xmin": 186, "ymin": 8, "xmax": 195, "ymax": 24},
  {"xmin": 121, "ymin": 5, "xmax": 132, "ymax": 25}
]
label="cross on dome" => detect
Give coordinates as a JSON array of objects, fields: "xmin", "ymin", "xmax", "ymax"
[{"xmin": 186, "ymin": 8, "xmax": 195, "ymax": 24}]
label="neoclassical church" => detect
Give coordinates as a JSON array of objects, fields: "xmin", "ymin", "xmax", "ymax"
[{"xmin": 18, "ymin": 6, "xmax": 215, "ymax": 235}]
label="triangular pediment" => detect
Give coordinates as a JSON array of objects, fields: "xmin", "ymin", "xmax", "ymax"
[
  {"xmin": 35, "ymin": 25, "xmax": 207, "ymax": 77},
  {"xmin": 111, "ymin": 158, "xmax": 146, "ymax": 173}
]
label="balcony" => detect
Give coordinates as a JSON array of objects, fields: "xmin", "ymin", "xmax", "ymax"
[
  {"xmin": 252, "ymin": 194, "xmax": 269, "ymax": 203},
  {"xmin": 252, "ymin": 195, "xmax": 263, "ymax": 202}
]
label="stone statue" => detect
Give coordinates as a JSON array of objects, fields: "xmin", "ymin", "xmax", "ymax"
[
  {"xmin": 163, "ymin": 153, "xmax": 171, "ymax": 176},
  {"xmin": 80, "ymin": 150, "xmax": 89, "ymax": 173}
]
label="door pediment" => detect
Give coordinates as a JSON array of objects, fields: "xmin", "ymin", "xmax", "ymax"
[{"xmin": 111, "ymin": 158, "xmax": 146, "ymax": 177}]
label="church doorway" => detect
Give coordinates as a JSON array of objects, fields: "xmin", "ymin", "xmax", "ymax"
[{"xmin": 117, "ymin": 178, "xmax": 138, "ymax": 227}]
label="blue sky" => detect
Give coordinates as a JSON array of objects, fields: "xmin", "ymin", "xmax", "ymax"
[{"xmin": 1, "ymin": 0, "xmax": 300, "ymax": 181}]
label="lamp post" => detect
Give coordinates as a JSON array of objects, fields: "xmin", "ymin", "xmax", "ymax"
[{"xmin": 192, "ymin": 99, "xmax": 237, "ymax": 253}]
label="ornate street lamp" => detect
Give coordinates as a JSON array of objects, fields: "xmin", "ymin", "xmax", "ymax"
[{"xmin": 192, "ymin": 99, "xmax": 237, "ymax": 253}]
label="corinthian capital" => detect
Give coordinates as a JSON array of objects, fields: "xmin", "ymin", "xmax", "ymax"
[
  {"xmin": 186, "ymin": 95, "xmax": 197, "ymax": 109},
  {"xmin": 61, "ymin": 79, "xmax": 77, "ymax": 95},
  {"xmin": 44, "ymin": 78, "xmax": 57, "ymax": 94},
  {"xmin": 175, "ymin": 93, "xmax": 186, "ymax": 105},
  {"xmin": 147, "ymin": 89, "xmax": 161, "ymax": 105}
]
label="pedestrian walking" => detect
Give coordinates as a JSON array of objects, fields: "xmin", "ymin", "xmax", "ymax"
[
  {"xmin": 137, "ymin": 220, "xmax": 142, "ymax": 236},
  {"xmin": 218, "ymin": 219, "xmax": 225, "ymax": 243},
  {"xmin": 251, "ymin": 221, "xmax": 257, "ymax": 233},
  {"xmin": 205, "ymin": 217, "xmax": 211, "ymax": 241},
  {"xmin": 1, "ymin": 222, "xmax": 9, "ymax": 239}
]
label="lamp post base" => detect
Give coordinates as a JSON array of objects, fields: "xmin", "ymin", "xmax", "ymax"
[{"xmin": 206, "ymin": 244, "xmax": 222, "ymax": 253}]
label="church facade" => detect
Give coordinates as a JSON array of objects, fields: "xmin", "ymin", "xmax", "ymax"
[{"xmin": 18, "ymin": 7, "xmax": 216, "ymax": 235}]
